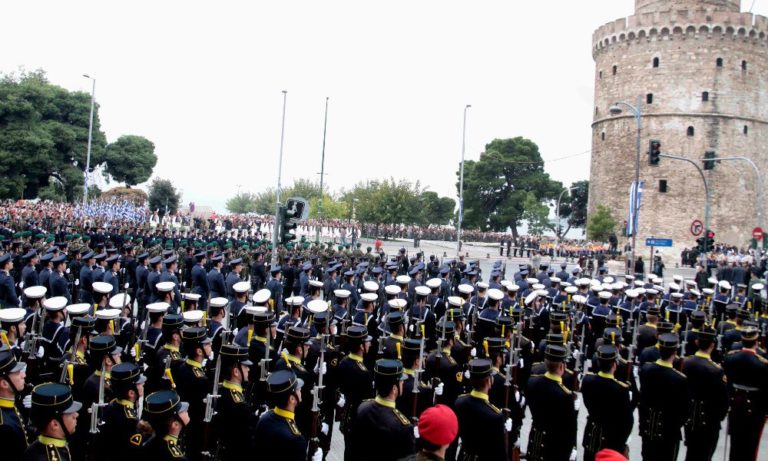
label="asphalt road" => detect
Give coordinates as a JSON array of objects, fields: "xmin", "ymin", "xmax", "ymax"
[{"xmin": 322, "ymin": 238, "xmax": 767, "ymax": 460}]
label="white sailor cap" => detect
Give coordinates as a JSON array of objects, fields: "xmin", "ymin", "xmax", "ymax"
[
  {"xmin": 684, "ymin": 280, "xmax": 697, "ymax": 287},
  {"xmin": 146, "ymin": 302, "xmax": 170, "ymax": 314},
  {"xmin": 286, "ymin": 296, "xmax": 305, "ymax": 307},
  {"xmin": 66, "ymin": 303, "xmax": 90, "ymax": 316},
  {"xmin": 92, "ymin": 282, "xmax": 113, "ymax": 295},
  {"xmin": 476, "ymin": 282, "xmax": 489, "ymax": 290},
  {"xmin": 532, "ymin": 283, "xmax": 545, "ymax": 291},
  {"xmin": 526, "ymin": 278, "xmax": 538, "ymax": 285},
  {"xmin": 708, "ymin": 277, "xmax": 719, "ymax": 285},
  {"xmin": 506, "ymin": 284, "xmax": 520, "ymax": 292},
  {"xmin": 209, "ymin": 297, "xmax": 228, "ymax": 308},
  {"xmin": 0, "ymin": 308, "xmax": 26, "ymax": 323},
  {"xmin": 550, "ymin": 277, "xmax": 561, "ymax": 283},
  {"xmin": 233, "ymin": 281, "xmax": 250, "ymax": 294},
  {"xmin": 252, "ymin": 289, "xmax": 271, "ymax": 304},
  {"xmin": 245, "ymin": 305, "xmax": 268, "ymax": 316},
  {"xmin": 309, "ymin": 280, "xmax": 324, "ymax": 288},
  {"xmin": 334, "ymin": 289, "xmax": 351, "ymax": 299},
  {"xmin": 718, "ymin": 281, "xmax": 732, "ymax": 290},
  {"xmin": 603, "ymin": 276, "xmax": 614, "ymax": 284},
  {"xmin": 361, "ymin": 293, "xmax": 378, "ymax": 303},
  {"xmin": 396, "ymin": 275, "xmax": 411, "ymax": 285},
  {"xmin": 635, "ymin": 288, "xmax": 647, "ymax": 295},
  {"xmin": 598, "ymin": 291, "xmax": 612, "ymax": 300},
  {"xmin": 363, "ymin": 281, "xmax": 380, "ymax": 292},
  {"xmin": 95, "ymin": 308, "xmax": 120, "ymax": 320},
  {"xmin": 24, "ymin": 286, "xmax": 47, "ymax": 299},
  {"xmin": 633, "ymin": 280, "xmax": 645, "ymax": 287},
  {"xmin": 487, "ymin": 288, "xmax": 504, "ymax": 301},
  {"xmin": 576, "ymin": 278, "xmax": 591, "ymax": 287},
  {"xmin": 384, "ymin": 285, "xmax": 401, "ymax": 296},
  {"xmin": 426, "ymin": 278, "xmax": 442, "ymax": 289},
  {"xmin": 673, "ymin": 275, "xmax": 683, "ymax": 282},
  {"xmin": 612, "ymin": 282, "xmax": 623, "ymax": 290},
  {"xmin": 108, "ymin": 294, "xmax": 131, "ymax": 309},
  {"xmin": 689, "ymin": 289, "xmax": 701, "ymax": 297},
  {"xmin": 564, "ymin": 286, "xmax": 578, "ymax": 294},
  {"xmin": 43, "ymin": 296, "xmax": 68, "ymax": 311},
  {"xmin": 668, "ymin": 282, "xmax": 680, "ymax": 291},
  {"xmin": 447, "ymin": 296, "xmax": 464, "ymax": 307},
  {"xmin": 415, "ymin": 286, "xmax": 430, "ymax": 297},
  {"xmin": 572, "ymin": 294, "xmax": 587, "ymax": 305},
  {"xmin": 671, "ymin": 292, "xmax": 684, "ymax": 299},
  {"xmin": 645, "ymin": 288, "xmax": 659, "ymax": 295},
  {"xmin": 182, "ymin": 310, "xmax": 204, "ymax": 324},
  {"xmin": 624, "ymin": 289, "xmax": 638, "ymax": 298},
  {"xmin": 752, "ymin": 283, "xmax": 765, "ymax": 291},
  {"xmin": 458, "ymin": 284, "xmax": 474, "ymax": 295},
  {"xmin": 702, "ymin": 288, "xmax": 715, "ymax": 296},
  {"xmin": 388, "ymin": 298, "xmax": 407, "ymax": 310},
  {"xmin": 524, "ymin": 291, "xmax": 539, "ymax": 305},
  {"xmin": 182, "ymin": 293, "xmax": 201, "ymax": 301},
  {"xmin": 601, "ymin": 283, "xmax": 613, "ymax": 291},
  {"xmin": 155, "ymin": 281, "xmax": 175, "ymax": 293}
]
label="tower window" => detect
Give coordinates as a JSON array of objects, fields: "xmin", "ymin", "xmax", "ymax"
[
  {"xmin": 702, "ymin": 91, "xmax": 709, "ymax": 102},
  {"xmin": 601, "ymin": 132, "xmax": 606, "ymax": 141},
  {"xmin": 599, "ymin": 71, "xmax": 602, "ymax": 79},
  {"xmin": 646, "ymin": 93, "xmax": 654, "ymax": 104},
  {"xmin": 687, "ymin": 126, "xmax": 695, "ymax": 136},
  {"xmin": 612, "ymin": 65, "xmax": 618, "ymax": 75},
  {"xmin": 652, "ymin": 57, "xmax": 660, "ymax": 68},
  {"xmin": 659, "ymin": 180, "xmax": 668, "ymax": 193},
  {"xmin": 716, "ymin": 57, "xmax": 723, "ymax": 67},
  {"xmin": 595, "ymin": 107, "xmax": 599, "ymax": 116},
  {"xmin": 744, "ymin": 125, "xmax": 749, "ymax": 135},
  {"xmin": 742, "ymin": 60, "xmax": 748, "ymax": 70}
]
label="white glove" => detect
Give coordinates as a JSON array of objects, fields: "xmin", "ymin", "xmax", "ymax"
[
  {"xmin": 74, "ymin": 279, "xmax": 79, "ymax": 286},
  {"xmin": 408, "ymin": 324, "xmax": 414, "ymax": 333},
  {"xmin": 66, "ymin": 268, "xmax": 70, "ymax": 274},
  {"xmin": 569, "ymin": 448, "xmax": 577, "ymax": 461},
  {"xmin": 314, "ymin": 361, "xmax": 327, "ymax": 376},
  {"xmin": 311, "ymin": 448, "xmax": 323, "ymax": 461},
  {"xmin": 504, "ymin": 418, "xmax": 512, "ymax": 432},
  {"xmin": 130, "ymin": 346, "xmax": 136, "ymax": 358},
  {"xmin": 321, "ymin": 422, "xmax": 329, "ymax": 435},
  {"xmin": 574, "ymin": 399, "xmax": 581, "ymax": 412},
  {"xmin": 519, "ymin": 358, "xmax": 524, "ymax": 368},
  {"xmin": 36, "ymin": 346, "xmax": 44, "ymax": 359},
  {"xmin": 626, "ymin": 435, "xmax": 632, "ymax": 445},
  {"xmin": 464, "ymin": 370, "xmax": 471, "ymax": 379},
  {"xmin": 515, "ymin": 391, "xmax": 526, "ymax": 407},
  {"xmin": 434, "ymin": 383, "xmax": 444, "ymax": 396},
  {"xmin": 633, "ymin": 367, "xmax": 639, "ymax": 380},
  {"xmin": 23, "ymin": 394, "xmax": 32, "ymax": 409},
  {"xmin": 628, "ymin": 391, "xmax": 633, "ymax": 402},
  {"xmin": 336, "ymin": 394, "xmax": 346, "ymax": 408},
  {"xmin": 470, "ymin": 347, "xmax": 477, "ymax": 357},
  {"xmin": 414, "ymin": 425, "xmax": 420, "ymax": 438},
  {"xmin": 572, "ymin": 350, "xmax": 582, "ymax": 362}
]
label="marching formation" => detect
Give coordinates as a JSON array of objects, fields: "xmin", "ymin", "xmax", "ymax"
[{"xmin": 0, "ymin": 232, "xmax": 766, "ymax": 461}]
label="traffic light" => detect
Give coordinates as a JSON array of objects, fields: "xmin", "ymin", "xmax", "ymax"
[
  {"xmin": 696, "ymin": 236, "xmax": 705, "ymax": 252},
  {"xmin": 703, "ymin": 150, "xmax": 716, "ymax": 170},
  {"xmin": 278, "ymin": 205, "xmax": 298, "ymax": 245},
  {"xmin": 705, "ymin": 230, "xmax": 715, "ymax": 251},
  {"xmin": 648, "ymin": 140, "xmax": 661, "ymax": 166}
]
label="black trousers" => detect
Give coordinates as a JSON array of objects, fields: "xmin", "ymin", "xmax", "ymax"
[
  {"xmin": 685, "ymin": 426, "xmax": 719, "ymax": 461},
  {"xmin": 641, "ymin": 436, "xmax": 680, "ymax": 461}
]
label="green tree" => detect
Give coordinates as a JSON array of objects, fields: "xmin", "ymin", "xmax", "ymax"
[
  {"xmin": 148, "ymin": 178, "xmax": 181, "ymax": 216},
  {"xmin": 521, "ymin": 192, "xmax": 551, "ymax": 236},
  {"xmin": 343, "ymin": 178, "xmax": 423, "ymax": 225},
  {"xmin": 310, "ymin": 193, "xmax": 348, "ymax": 219},
  {"xmin": 552, "ymin": 180, "xmax": 589, "ymax": 238},
  {"xmin": 418, "ymin": 191, "xmax": 455, "ymax": 225},
  {"xmin": 0, "ymin": 70, "xmax": 156, "ymax": 201},
  {"xmin": 226, "ymin": 192, "xmax": 258, "ymax": 214},
  {"xmin": 104, "ymin": 135, "xmax": 157, "ymax": 186},
  {"xmin": 587, "ymin": 205, "xmax": 617, "ymax": 241},
  {"xmin": 457, "ymin": 137, "xmax": 561, "ymax": 236}
]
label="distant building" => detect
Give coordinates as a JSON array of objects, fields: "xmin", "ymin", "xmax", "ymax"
[{"xmin": 589, "ymin": 0, "xmax": 768, "ymax": 252}]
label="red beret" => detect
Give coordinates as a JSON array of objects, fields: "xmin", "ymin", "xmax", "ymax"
[
  {"xmin": 596, "ymin": 449, "xmax": 627, "ymax": 461},
  {"xmin": 418, "ymin": 404, "xmax": 458, "ymax": 446}
]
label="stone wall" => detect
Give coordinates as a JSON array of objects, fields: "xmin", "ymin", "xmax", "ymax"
[{"xmin": 589, "ymin": 0, "xmax": 768, "ymax": 259}]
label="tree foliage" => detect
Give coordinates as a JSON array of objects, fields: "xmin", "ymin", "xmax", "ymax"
[
  {"xmin": 587, "ymin": 204, "xmax": 617, "ymax": 241},
  {"xmin": 552, "ymin": 180, "xmax": 589, "ymax": 238},
  {"xmin": 0, "ymin": 69, "xmax": 156, "ymax": 201},
  {"xmin": 148, "ymin": 178, "xmax": 181, "ymax": 216},
  {"xmin": 457, "ymin": 137, "xmax": 561, "ymax": 236},
  {"xmin": 226, "ymin": 192, "xmax": 259, "ymax": 214},
  {"xmin": 418, "ymin": 191, "xmax": 455, "ymax": 226},
  {"xmin": 104, "ymin": 135, "xmax": 157, "ymax": 186},
  {"xmin": 343, "ymin": 178, "xmax": 431, "ymax": 225},
  {"xmin": 521, "ymin": 192, "xmax": 551, "ymax": 236}
]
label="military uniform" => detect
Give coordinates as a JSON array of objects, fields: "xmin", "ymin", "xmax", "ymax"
[
  {"xmin": 351, "ymin": 396, "xmax": 415, "ymax": 461},
  {"xmin": 253, "ymin": 370, "xmax": 309, "ymax": 461},
  {"xmin": 142, "ymin": 389, "xmax": 189, "ymax": 461},
  {"xmin": 455, "ymin": 360, "xmax": 507, "ymax": 461},
  {"xmin": 723, "ymin": 327, "xmax": 768, "ymax": 461},
  {"xmin": 681, "ymin": 348, "xmax": 728, "ymax": 461},
  {"xmin": 143, "ymin": 434, "xmax": 188, "ymax": 461},
  {"xmin": 214, "ymin": 345, "xmax": 255, "ymax": 460}
]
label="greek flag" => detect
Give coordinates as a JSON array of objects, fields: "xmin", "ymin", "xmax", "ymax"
[{"xmin": 627, "ymin": 180, "xmax": 644, "ymax": 236}]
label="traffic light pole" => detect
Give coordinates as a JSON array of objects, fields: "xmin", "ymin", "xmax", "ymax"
[
  {"xmin": 659, "ymin": 154, "xmax": 710, "ymax": 255},
  {"xmin": 273, "ymin": 91, "xmax": 288, "ymax": 265}
]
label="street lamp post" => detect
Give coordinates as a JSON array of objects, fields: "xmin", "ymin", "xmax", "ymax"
[
  {"xmin": 316, "ymin": 97, "xmax": 330, "ymax": 244},
  {"xmin": 555, "ymin": 186, "xmax": 579, "ymax": 258},
  {"xmin": 272, "ymin": 90, "xmax": 288, "ymax": 264},
  {"xmin": 609, "ymin": 96, "xmax": 642, "ymax": 276},
  {"xmin": 456, "ymin": 104, "xmax": 471, "ymax": 255},
  {"xmin": 82, "ymin": 74, "xmax": 96, "ymax": 206}
]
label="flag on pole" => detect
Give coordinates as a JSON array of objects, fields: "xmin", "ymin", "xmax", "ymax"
[{"xmin": 627, "ymin": 180, "xmax": 644, "ymax": 236}]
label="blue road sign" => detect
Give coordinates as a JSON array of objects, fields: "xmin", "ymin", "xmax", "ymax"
[{"xmin": 645, "ymin": 238, "xmax": 673, "ymax": 247}]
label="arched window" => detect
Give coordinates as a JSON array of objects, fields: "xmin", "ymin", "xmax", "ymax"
[
  {"xmin": 716, "ymin": 57, "xmax": 723, "ymax": 67},
  {"xmin": 687, "ymin": 126, "xmax": 695, "ymax": 136},
  {"xmin": 646, "ymin": 93, "xmax": 654, "ymax": 104},
  {"xmin": 652, "ymin": 57, "xmax": 660, "ymax": 68},
  {"xmin": 742, "ymin": 60, "xmax": 748, "ymax": 71},
  {"xmin": 702, "ymin": 91, "xmax": 709, "ymax": 102},
  {"xmin": 612, "ymin": 65, "xmax": 618, "ymax": 75}
]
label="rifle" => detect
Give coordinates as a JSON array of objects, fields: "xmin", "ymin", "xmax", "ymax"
[
  {"xmin": 308, "ymin": 330, "xmax": 327, "ymax": 461},
  {"xmin": 260, "ymin": 325, "xmax": 272, "ymax": 382},
  {"xmin": 59, "ymin": 327, "xmax": 83, "ymax": 384},
  {"xmin": 626, "ymin": 306, "xmax": 640, "ymax": 382},
  {"xmin": 89, "ymin": 362, "xmax": 107, "ymax": 435},
  {"xmin": 503, "ymin": 319, "xmax": 522, "ymax": 461},
  {"xmin": 22, "ymin": 304, "xmax": 44, "ymax": 379},
  {"xmin": 412, "ymin": 324, "xmax": 425, "ymax": 419},
  {"xmin": 681, "ymin": 317, "xmax": 691, "ymax": 359},
  {"xmin": 201, "ymin": 353, "xmax": 222, "ymax": 460}
]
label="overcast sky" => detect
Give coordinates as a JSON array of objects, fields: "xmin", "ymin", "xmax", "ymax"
[{"xmin": 4, "ymin": 0, "xmax": 767, "ymax": 214}]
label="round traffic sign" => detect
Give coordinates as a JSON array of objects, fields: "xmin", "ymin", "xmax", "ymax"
[
  {"xmin": 753, "ymin": 227, "xmax": 763, "ymax": 241},
  {"xmin": 690, "ymin": 220, "xmax": 703, "ymax": 237}
]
